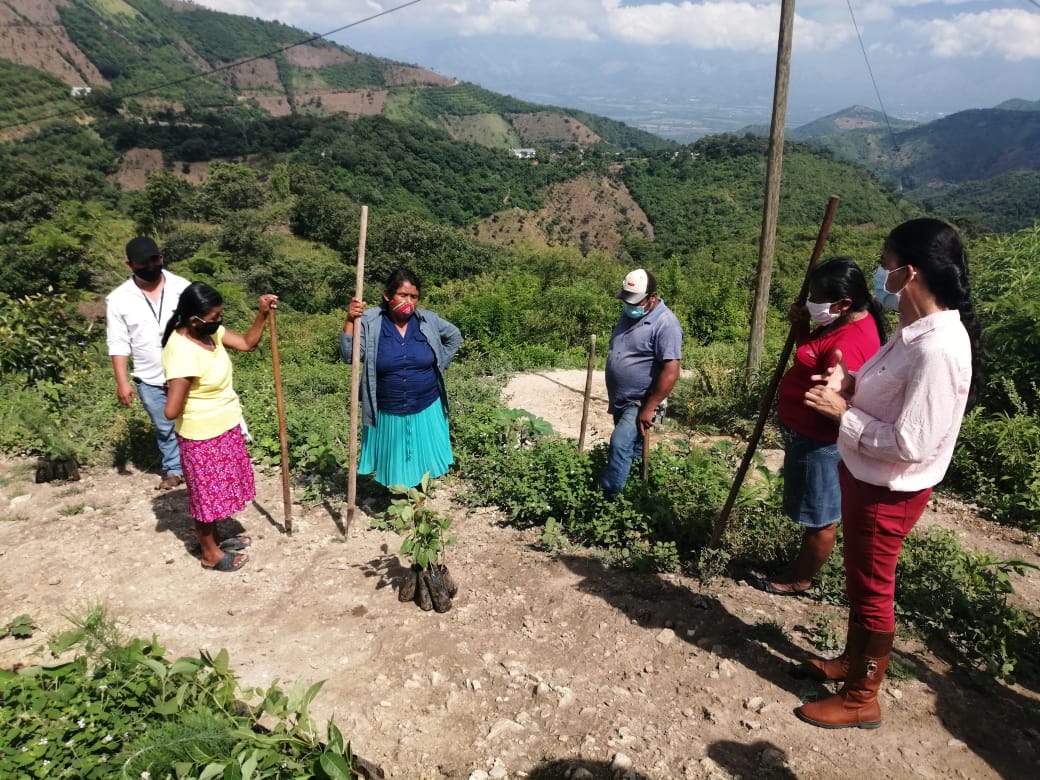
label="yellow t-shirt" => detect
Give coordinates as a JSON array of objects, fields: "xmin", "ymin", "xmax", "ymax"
[{"xmin": 162, "ymin": 327, "xmax": 242, "ymax": 440}]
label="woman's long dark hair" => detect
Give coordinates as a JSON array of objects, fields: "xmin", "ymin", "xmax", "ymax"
[
  {"xmin": 884, "ymin": 218, "xmax": 983, "ymax": 408},
  {"xmin": 162, "ymin": 282, "xmax": 223, "ymax": 346},
  {"xmin": 808, "ymin": 256, "xmax": 888, "ymax": 344}
]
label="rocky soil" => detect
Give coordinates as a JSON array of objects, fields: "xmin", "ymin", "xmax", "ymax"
[{"xmin": 2, "ymin": 370, "xmax": 1039, "ymax": 780}]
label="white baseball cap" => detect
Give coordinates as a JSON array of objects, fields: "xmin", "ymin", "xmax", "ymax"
[{"xmin": 618, "ymin": 268, "xmax": 655, "ymax": 304}]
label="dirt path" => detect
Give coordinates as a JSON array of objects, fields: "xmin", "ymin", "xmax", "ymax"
[{"xmin": 2, "ymin": 371, "xmax": 1039, "ymax": 779}]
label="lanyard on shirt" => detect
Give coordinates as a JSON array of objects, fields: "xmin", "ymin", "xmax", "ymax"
[{"xmin": 143, "ymin": 288, "xmax": 164, "ymax": 324}]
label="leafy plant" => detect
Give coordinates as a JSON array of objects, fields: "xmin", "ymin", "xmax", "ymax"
[
  {"xmin": 383, "ymin": 474, "xmax": 457, "ymax": 571},
  {"xmin": 807, "ymin": 613, "xmax": 843, "ymax": 653},
  {"xmin": 895, "ymin": 527, "xmax": 1040, "ymax": 683},
  {"xmin": 0, "ymin": 607, "xmax": 367, "ymax": 779},
  {"xmin": 749, "ymin": 620, "xmax": 787, "ymax": 644},
  {"xmin": 538, "ymin": 518, "xmax": 568, "ymax": 553},
  {"xmin": 2, "ymin": 385, "xmax": 80, "ymax": 460},
  {"xmin": 1, "ymin": 613, "xmax": 35, "ymax": 640},
  {"xmin": 950, "ymin": 396, "xmax": 1040, "ymax": 530},
  {"xmin": 0, "ymin": 290, "xmax": 90, "ymax": 386}
]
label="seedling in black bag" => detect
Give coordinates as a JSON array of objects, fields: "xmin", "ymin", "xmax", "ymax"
[{"xmin": 385, "ymin": 474, "xmax": 458, "ymax": 612}]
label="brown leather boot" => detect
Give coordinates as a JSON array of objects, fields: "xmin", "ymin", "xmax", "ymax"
[
  {"xmin": 795, "ymin": 628, "xmax": 893, "ymax": 729},
  {"xmin": 802, "ymin": 617, "xmax": 867, "ymax": 682}
]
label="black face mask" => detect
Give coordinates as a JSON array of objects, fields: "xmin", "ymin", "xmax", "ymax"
[
  {"xmin": 133, "ymin": 264, "xmax": 163, "ymax": 283},
  {"xmin": 193, "ymin": 318, "xmax": 221, "ymax": 336}
]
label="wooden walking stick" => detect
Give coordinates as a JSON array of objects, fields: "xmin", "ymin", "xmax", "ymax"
[
  {"xmin": 641, "ymin": 424, "xmax": 651, "ymax": 483},
  {"xmin": 578, "ymin": 334, "xmax": 596, "ymax": 453},
  {"xmin": 269, "ymin": 308, "xmax": 293, "ymax": 534},
  {"xmin": 345, "ymin": 205, "xmax": 368, "ymax": 535},
  {"xmin": 708, "ymin": 195, "xmax": 840, "ymax": 549}
]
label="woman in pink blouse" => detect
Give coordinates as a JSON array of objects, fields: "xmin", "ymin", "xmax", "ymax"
[{"xmin": 796, "ymin": 218, "xmax": 982, "ymax": 730}]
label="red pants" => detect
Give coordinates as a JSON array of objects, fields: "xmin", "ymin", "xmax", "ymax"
[{"xmin": 838, "ymin": 462, "xmax": 932, "ymax": 632}]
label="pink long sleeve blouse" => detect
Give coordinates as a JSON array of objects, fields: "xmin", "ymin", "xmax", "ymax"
[{"xmin": 838, "ymin": 309, "xmax": 972, "ymax": 492}]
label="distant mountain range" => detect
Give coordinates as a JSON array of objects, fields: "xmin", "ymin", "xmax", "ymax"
[{"xmin": 740, "ymin": 103, "xmax": 1040, "ymax": 233}]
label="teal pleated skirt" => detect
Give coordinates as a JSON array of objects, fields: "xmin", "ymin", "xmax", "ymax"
[{"xmin": 359, "ymin": 399, "xmax": 454, "ymax": 489}]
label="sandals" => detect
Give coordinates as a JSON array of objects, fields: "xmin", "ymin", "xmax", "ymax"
[
  {"xmin": 202, "ymin": 551, "xmax": 248, "ymax": 572},
  {"xmin": 219, "ymin": 535, "xmax": 252, "ymax": 551},
  {"xmin": 755, "ymin": 578, "xmax": 813, "ymax": 598}
]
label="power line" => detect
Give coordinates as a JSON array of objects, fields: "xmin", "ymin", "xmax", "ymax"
[
  {"xmin": 846, "ymin": 0, "xmax": 900, "ymax": 153},
  {"xmin": 0, "ymin": 0, "xmax": 427, "ymax": 132}
]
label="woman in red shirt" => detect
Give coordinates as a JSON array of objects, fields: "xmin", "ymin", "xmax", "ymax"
[{"xmin": 759, "ymin": 257, "xmax": 886, "ymax": 596}]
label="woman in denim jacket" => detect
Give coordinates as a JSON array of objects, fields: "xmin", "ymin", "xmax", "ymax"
[{"xmin": 340, "ymin": 268, "xmax": 462, "ymax": 490}]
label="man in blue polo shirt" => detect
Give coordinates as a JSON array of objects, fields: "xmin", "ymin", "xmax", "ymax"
[{"xmin": 600, "ymin": 268, "xmax": 683, "ymax": 496}]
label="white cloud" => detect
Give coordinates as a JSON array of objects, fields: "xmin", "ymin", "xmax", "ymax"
[
  {"xmin": 191, "ymin": 1, "xmax": 1037, "ymax": 60},
  {"xmin": 921, "ymin": 9, "xmax": 1040, "ymax": 60},
  {"xmin": 601, "ymin": 1, "xmax": 847, "ymax": 51}
]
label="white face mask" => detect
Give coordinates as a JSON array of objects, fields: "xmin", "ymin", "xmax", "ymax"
[
  {"xmin": 805, "ymin": 299, "xmax": 841, "ymax": 326},
  {"xmin": 874, "ymin": 266, "xmax": 908, "ymax": 312}
]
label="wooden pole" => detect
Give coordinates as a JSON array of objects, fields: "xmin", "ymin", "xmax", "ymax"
[
  {"xmin": 641, "ymin": 426, "xmax": 651, "ymax": 483},
  {"xmin": 709, "ymin": 196, "xmax": 840, "ymax": 549},
  {"xmin": 577, "ymin": 334, "xmax": 596, "ymax": 453},
  {"xmin": 345, "ymin": 205, "xmax": 368, "ymax": 535},
  {"xmin": 747, "ymin": 0, "xmax": 796, "ymax": 373},
  {"xmin": 268, "ymin": 308, "xmax": 293, "ymax": 534}
]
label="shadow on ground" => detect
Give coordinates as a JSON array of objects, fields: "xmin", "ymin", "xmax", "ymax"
[
  {"xmin": 558, "ymin": 553, "xmax": 1040, "ymax": 779},
  {"xmin": 525, "ymin": 759, "xmax": 650, "ymax": 779},
  {"xmin": 558, "ymin": 554, "xmax": 812, "ymax": 699},
  {"xmin": 152, "ymin": 489, "xmax": 253, "ymax": 557}
]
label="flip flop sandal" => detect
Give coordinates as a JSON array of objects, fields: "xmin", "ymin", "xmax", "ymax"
[
  {"xmin": 202, "ymin": 551, "xmax": 248, "ymax": 572},
  {"xmin": 755, "ymin": 578, "xmax": 812, "ymax": 598},
  {"xmin": 219, "ymin": 536, "xmax": 252, "ymax": 551}
]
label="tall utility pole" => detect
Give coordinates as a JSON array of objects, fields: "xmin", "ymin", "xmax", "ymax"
[{"xmin": 747, "ymin": 0, "xmax": 796, "ymax": 372}]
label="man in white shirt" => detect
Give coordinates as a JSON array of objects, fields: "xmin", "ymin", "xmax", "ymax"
[{"xmin": 106, "ymin": 237, "xmax": 191, "ymax": 490}]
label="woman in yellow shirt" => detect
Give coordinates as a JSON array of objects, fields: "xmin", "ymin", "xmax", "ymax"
[{"xmin": 162, "ymin": 282, "xmax": 278, "ymax": 572}]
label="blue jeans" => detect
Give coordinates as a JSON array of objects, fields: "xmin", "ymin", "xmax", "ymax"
[
  {"xmin": 599, "ymin": 405, "xmax": 643, "ymax": 496},
  {"xmin": 136, "ymin": 381, "xmax": 182, "ymax": 476}
]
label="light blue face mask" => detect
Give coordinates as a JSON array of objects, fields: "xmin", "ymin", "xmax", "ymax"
[
  {"xmin": 873, "ymin": 266, "xmax": 906, "ymax": 312},
  {"xmin": 622, "ymin": 302, "xmax": 648, "ymax": 319}
]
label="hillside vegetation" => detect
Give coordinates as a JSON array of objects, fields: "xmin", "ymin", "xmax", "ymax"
[{"xmin": 0, "ymin": 0, "xmax": 668, "ymax": 152}]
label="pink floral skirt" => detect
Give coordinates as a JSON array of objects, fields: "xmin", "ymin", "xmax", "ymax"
[{"xmin": 177, "ymin": 426, "xmax": 256, "ymax": 524}]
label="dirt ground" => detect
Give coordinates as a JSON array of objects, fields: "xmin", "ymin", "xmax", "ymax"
[{"xmin": 2, "ymin": 370, "xmax": 1040, "ymax": 780}]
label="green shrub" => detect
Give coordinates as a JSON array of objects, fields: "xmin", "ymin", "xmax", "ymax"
[
  {"xmin": 895, "ymin": 527, "xmax": 1040, "ymax": 683},
  {"xmin": 449, "ymin": 380, "xmax": 756, "ymax": 573},
  {"xmin": 0, "ymin": 607, "xmax": 365, "ymax": 779},
  {"xmin": 671, "ymin": 341, "xmax": 776, "ymax": 435},
  {"xmin": 972, "ymin": 223, "xmax": 1040, "ymax": 411},
  {"xmin": 949, "ymin": 393, "xmax": 1040, "ymax": 531},
  {"xmin": 0, "ymin": 290, "xmax": 90, "ymax": 385}
]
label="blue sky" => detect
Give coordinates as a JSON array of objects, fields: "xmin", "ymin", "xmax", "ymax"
[{"xmin": 196, "ymin": 1, "xmax": 1040, "ymax": 138}]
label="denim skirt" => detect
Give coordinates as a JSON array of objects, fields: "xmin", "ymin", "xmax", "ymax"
[{"xmin": 780, "ymin": 424, "xmax": 842, "ymax": 528}]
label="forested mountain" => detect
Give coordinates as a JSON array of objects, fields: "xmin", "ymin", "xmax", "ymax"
[
  {"xmin": 995, "ymin": 98, "xmax": 1040, "ymax": 112},
  {"xmin": 0, "ymin": 0, "xmax": 669, "ymax": 151},
  {"xmin": 0, "ymin": 0, "xmax": 928, "ymax": 283},
  {"xmin": 787, "ymin": 105, "xmax": 919, "ymax": 140},
  {"xmin": 740, "ymin": 101, "xmax": 1040, "ymax": 233}
]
